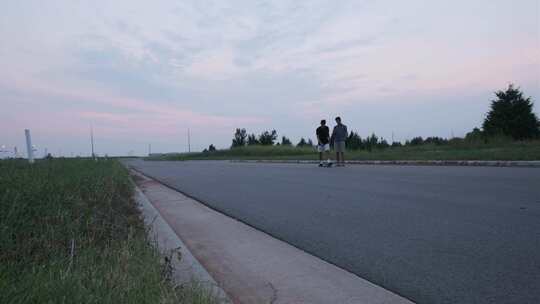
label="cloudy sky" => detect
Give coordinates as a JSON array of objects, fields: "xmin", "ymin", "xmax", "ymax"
[{"xmin": 1, "ymin": 0, "xmax": 539, "ymax": 156}]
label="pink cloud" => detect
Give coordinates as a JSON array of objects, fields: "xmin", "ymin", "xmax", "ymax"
[
  {"xmin": 3, "ymin": 77, "xmax": 266, "ymax": 129},
  {"xmin": 1, "ymin": 77, "xmax": 268, "ymax": 149}
]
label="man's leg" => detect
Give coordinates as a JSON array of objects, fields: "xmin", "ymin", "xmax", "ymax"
[
  {"xmin": 340, "ymin": 152, "xmax": 345, "ymax": 165},
  {"xmin": 336, "ymin": 142, "xmax": 344, "ymax": 166},
  {"xmin": 323, "ymin": 144, "xmax": 330, "ymax": 164}
]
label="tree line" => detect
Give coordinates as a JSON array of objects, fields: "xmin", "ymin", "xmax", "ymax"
[
  {"xmin": 231, "ymin": 129, "xmax": 311, "ymax": 148},
  {"xmin": 229, "ymin": 129, "xmax": 450, "ymax": 151},
  {"xmin": 205, "ymin": 84, "xmax": 539, "ymax": 153}
]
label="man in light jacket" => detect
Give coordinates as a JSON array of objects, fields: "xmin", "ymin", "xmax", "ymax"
[{"xmin": 331, "ymin": 116, "xmax": 348, "ymax": 166}]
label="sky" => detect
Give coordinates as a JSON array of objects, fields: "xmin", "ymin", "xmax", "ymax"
[{"xmin": 1, "ymin": 0, "xmax": 539, "ymax": 157}]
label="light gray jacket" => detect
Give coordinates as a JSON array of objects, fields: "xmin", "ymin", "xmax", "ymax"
[{"xmin": 332, "ymin": 124, "xmax": 348, "ymax": 142}]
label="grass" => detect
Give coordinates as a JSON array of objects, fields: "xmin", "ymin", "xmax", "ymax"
[
  {"xmin": 149, "ymin": 139, "xmax": 540, "ymax": 161},
  {"xmin": 0, "ymin": 158, "xmax": 219, "ymax": 304}
]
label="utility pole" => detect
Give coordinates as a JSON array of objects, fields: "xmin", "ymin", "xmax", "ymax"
[
  {"xmin": 25, "ymin": 129, "xmax": 34, "ymax": 164},
  {"xmin": 187, "ymin": 128, "xmax": 191, "ymax": 153},
  {"xmin": 90, "ymin": 126, "xmax": 95, "ymax": 160},
  {"xmin": 391, "ymin": 131, "xmax": 395, "ymax": 143},
  {"xmin": 148, "ymin": 143, "xmax": 152, "ymax": 156}
]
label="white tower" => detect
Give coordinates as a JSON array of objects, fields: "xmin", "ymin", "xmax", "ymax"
[{"xmin": 25, "ymin": 129, "xmax": 34, "ymax": 164}]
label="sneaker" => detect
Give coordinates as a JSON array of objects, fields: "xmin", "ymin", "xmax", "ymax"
[{"xmin": 318, "ymin": 163, "xmax": 324, "ymax": 167}]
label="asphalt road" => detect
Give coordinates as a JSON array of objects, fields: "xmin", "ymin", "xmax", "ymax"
[{"xmin": 128, "ymin": 160, "xmax": 540, "ymax": 304}]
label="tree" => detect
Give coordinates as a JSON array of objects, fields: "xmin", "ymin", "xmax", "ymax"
[
  {"xmin": 409, "ymin": 137, "xmax": 424, "ymax": 146},
  {"xmin": 281, "ymin": 136, "xmax": 292, "ymax": 146},
  {"xmin": 424, "ymin": 137, "xmax": 447, "ymax": 145},
  {"xmin": 297, "ymin": 137, "xmax": 314, "ymax": 147},
  {"xmin": 247, "ymin": 134, "xmax": 259, "ymax": 145},
  {"xmin": 465, "ymin": 127, "xmax": 484, "ymax": 141},
  {"xmin": 365, "ymin": 133, "xmax": 379, "ymax": 151},
  {"xmin": 482, "ymin": 84, "xmax": 540, "ymax": 140},
  {"xmin": 208, "ymin": 144, "xmax": 216, "ymax": 152},
  {"xmin": 258, "ymin": 130, "xmax": 277, "ymax": 145},
  {"xmin": 231, "ymin": 128, "xmax": 247, "ymax": 148},
  {"xmin": 377, "ymin": 138, "xmax": 390, "ymax": 149},
  {"xmin": 346, "ymin": 131, "xmax": 362, "ymax": 150}
]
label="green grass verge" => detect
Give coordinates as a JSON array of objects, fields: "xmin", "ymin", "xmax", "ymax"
[
  {"xmin": 0, "ymin": 159, "xmax": 218, "ymax": 304},
  {"xmin": 148, "ymin": 140, "xmax": 540, "ymax": 161}
]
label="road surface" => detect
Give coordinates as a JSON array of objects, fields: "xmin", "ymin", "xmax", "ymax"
[{"xmin": 127, "ymin": 160, "xmax": 540, "ymax": 304}]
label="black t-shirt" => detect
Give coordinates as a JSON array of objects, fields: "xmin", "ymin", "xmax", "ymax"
[{"xmin": 316, "ymin": 126, "xmax": 330, "ymax": 144}]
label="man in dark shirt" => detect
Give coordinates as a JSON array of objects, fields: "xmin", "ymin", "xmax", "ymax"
[{"xmin": 316, "ymin": 120, "xmax": 331, "ymax": 167}]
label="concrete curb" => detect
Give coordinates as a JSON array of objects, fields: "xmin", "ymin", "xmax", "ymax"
[
  {"xmin": 130, "ymin": 172, "xmax": 232, "ymax": 303},
  {"xmin": 230, "ymin": 159, "xmax": 540, "ymax": 167}
]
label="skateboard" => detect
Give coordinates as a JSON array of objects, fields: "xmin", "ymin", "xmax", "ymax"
[{"xmin": 319, "ymin": 162, "xmax": 333, "ymax": 168}]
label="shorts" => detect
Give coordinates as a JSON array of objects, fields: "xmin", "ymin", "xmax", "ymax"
[
  {"xmin": 317, "ymin": 143, "xmax": 330, "ymax": 152},
  {"xmin": 334, "ymin": 141, "xmax": 346, "ymax": 152}
]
